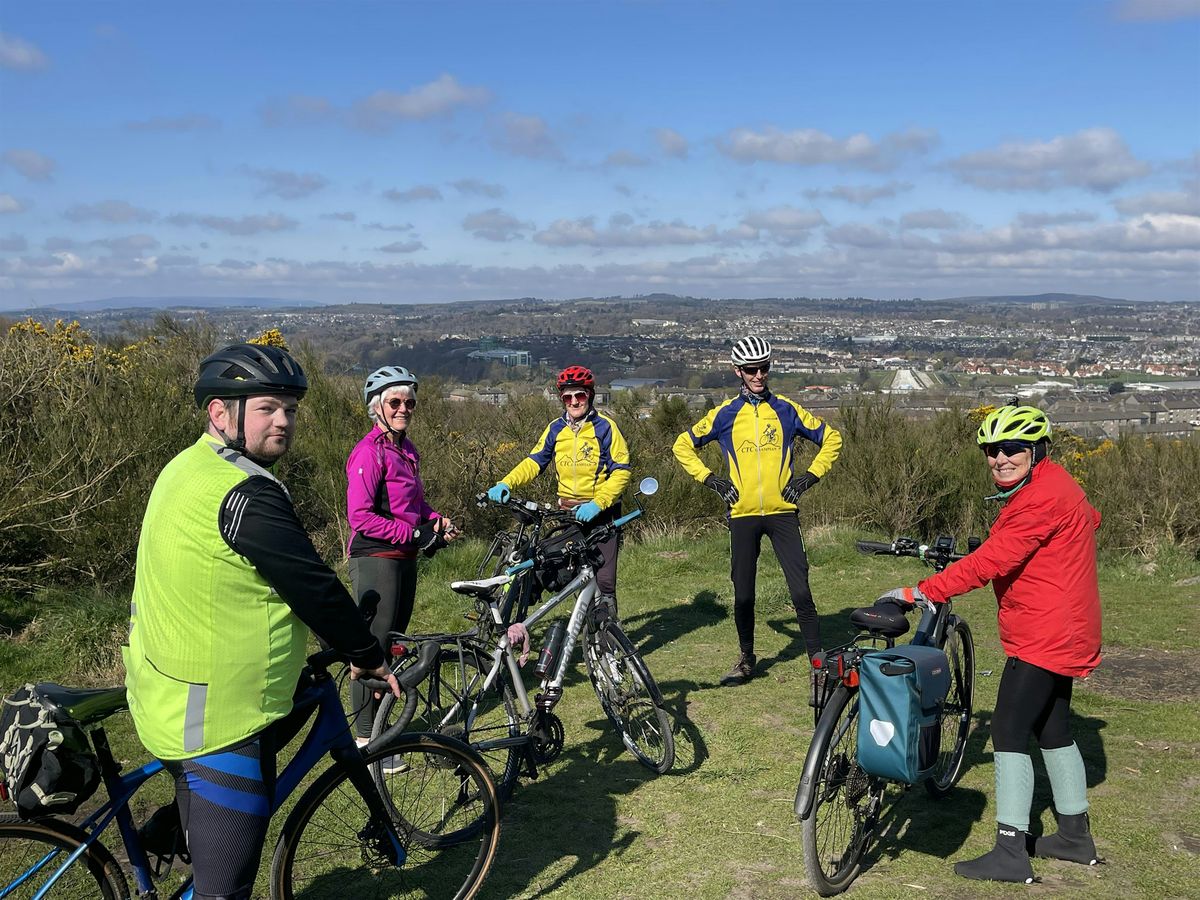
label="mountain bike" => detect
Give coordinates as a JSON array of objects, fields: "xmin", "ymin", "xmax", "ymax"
[
  {"xmin": 0, "ymin": 647, "xmax": 499, "ymax": 900},
  {"xmin": 371, "ymin": 478, "xmax": 675, "ymax": 804},
  {"xmin": 794, "ymin": 535, "xmax": 977, "ymax": 896}
]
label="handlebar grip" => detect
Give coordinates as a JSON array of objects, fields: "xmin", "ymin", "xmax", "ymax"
[
  {"xmin": 611, "ymin": 508, "xmax": 643, "ymax": 529},
  {"xmin": 505, "ymin": 559, "xmax": 534, "ymax": 575},
  {"xmin": 855, "ymin": 540, "xmax": 895, "ymax": 554}
]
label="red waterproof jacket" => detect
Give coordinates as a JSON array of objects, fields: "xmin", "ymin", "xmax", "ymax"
[{"xmin": 919, "ymin": 459, "xmax": 1102, "ymax": 677}]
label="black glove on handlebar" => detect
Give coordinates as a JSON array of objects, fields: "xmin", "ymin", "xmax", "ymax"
[
  {"xmin": 782, "ymin": 472, "xmax": 820, "ymax": 503},
  {"xmin": 703, "ymin": 474, "xmax": 739, "ymax": 505}
]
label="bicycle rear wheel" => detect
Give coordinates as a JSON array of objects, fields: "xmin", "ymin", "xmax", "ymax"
[
  {"xmin": 0, "ymin": 814, "xmax": 129, "ymax": 899},
  {"xmin": 799, "ymin": 686, "xmax": 885, "ymax": 896},
  {"xmin": 582, "ymin": 622, "xmax": 675, "ymax": 774},
  {"xmin": 925, "ymin": 619, "xmax": 975, "ymax": 798},
  {"xmin": 372, "ymin": 644, "xmax": 524, "ymax": 800},
  {"xmin": 270, "ymin": 732, "xmax": 500, "ymax": 900}
]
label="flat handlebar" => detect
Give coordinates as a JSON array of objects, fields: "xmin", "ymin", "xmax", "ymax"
[{"xmin": 855, "ymin": 535, "xmax": 975, "ymax": 572}]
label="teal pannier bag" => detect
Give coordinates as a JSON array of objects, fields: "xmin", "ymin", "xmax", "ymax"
[{"xmin": 856, "ymin": 644, "xmax": 951, "ymax": 784}]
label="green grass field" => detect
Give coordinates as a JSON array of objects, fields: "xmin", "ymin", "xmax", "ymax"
[{"xmin": 3, "ymin": 526, "xmax": 1199, "ymax": 898}]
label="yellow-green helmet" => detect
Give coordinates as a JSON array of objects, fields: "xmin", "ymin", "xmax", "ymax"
[{"xmin": 976, "ymin": 405, "xmax": 1052, "ymax": 446}]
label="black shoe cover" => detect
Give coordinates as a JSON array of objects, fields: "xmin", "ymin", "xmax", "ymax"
[
  {"xmin": 954, "ymin": 824, "xmax": 1035, "ymax": 883},
  {"xmin": 1035, "ymin": 812, "xmax": 1099, "ymax": 865}
]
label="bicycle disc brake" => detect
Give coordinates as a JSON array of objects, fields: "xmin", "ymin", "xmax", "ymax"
[{"xmin": 531, "ymin": 710, "xmax": 565, "ymax": 763}]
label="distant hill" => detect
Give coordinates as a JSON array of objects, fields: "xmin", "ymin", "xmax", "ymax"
[
  {"xmin": 24, "ymin": 296, "xmax": 328, "ymax": 312},
  {"xmin": 931, "ymin": 292, "xmax": 1130, "ymax": 305}
]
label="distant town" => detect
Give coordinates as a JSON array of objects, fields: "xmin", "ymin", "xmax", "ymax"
[{"xmin": 12, "ymin": 292, "xmax": 1199, "ymax": 441}]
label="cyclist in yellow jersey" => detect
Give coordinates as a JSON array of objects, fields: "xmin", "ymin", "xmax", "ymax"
[
  {"xmin": 488, "ymin": 366, "xmax": 631, "ymax": 624},
  {"xmin": 673, "ymin": 336, "xmax": 841, "ymax": 686}
]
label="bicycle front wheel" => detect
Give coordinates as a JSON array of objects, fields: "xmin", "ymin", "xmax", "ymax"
[
  {"xmin": 372, "ymin": 644, "xmax": 525, "ymax": 800},
  {"xmin": 583, "ymin": 622, "xmax": 675, "ymax": 774},
  {"xmin": 0, "ymin": 814, "xmax": 130, "ymax": 899},
  {"xmin": 799, "ymin": 686, "xmax": 885, "ymax": 896},
  {"xmin": 925, "ymin": 618, "xmax": 975, "ymax": 798},
  {"xmin": 270, "ymin": 732, "xmax": 500, "ymax": 900}
]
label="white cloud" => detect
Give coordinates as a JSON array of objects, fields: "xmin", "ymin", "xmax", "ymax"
[
  {"xmin": 1015, "ymin": 210, "xmax": 1099, "ymax": 227},
  {"xmin": 451, "ymin": 178, "xmax": 506, "ymax": 198},
  {"xmin": 1115, "ymin": 0, "xmax": 1200, "ymax": 21},
  {"xmin": 534, "ymin": 216, "xmax": 722, "ymax": 247},
  {"xmin": 900, "ymin": 209, "xmax": 968, "ymax": 230},
  {"xmin": 718, "ymin": 126, "xmax": 937, "ymax": 171},
  {"xmin": 383, "ymin": 185, "xmax": 443, "ymax": 203},
  {"xmin": 739, "ymin": 206, "xmax": 827, "ymax": 244},
  {"xmin": 351, "ymin": 74, "xmax": 491, "ymax": 130},
  {"xmin": 491, "ymin": 113, "xmax": 561, "ymax": 160},
  {"xmin": 1114, "ymin": 181, "xmax": 1200, "ymax": 216},
  {"xmin": 0, "ymin": 32, "xmax": 49, "ymax": 71},
  {"xmin": 377, "ymin": 240, "xmax": 426, "ymax": 254},
  {"xmin": 0, "ymin": 234, "xmax": 27, "ymax": 252},
  {"xmin": 91, "ymin": 234, "xmax": 160, "ymax": 257},
  {"xmin": 655, "ymin": 128, "xmax": 688, "ymax": 159},
  {"xmin": 804, "ymin": 181, "xmax": 913, "ymax": 206},
  {"xmin": 366, "ymin": 222, "xmax": 414, "ymax": 232},
  {"xmin": 64, "ymin": 200, "xmax": 157, "ymax": 223},
  {"xmin": 2, "ymin": 149, "xmax": 55, "ymax": 182},
  {"xmin": 462, "ymin": 208, "xmax": 533, "ymax": 242},
  {"xmin": 948, "ymin": 127, "xmax": 1150, "ymax": 192},
  {"xmin": 164, "ymin": 213, "xmax": 298, "ymax": 235},
  {"xmin": 124, "ymin": 114, "xmax": 220, "ymax": 133},
  {"xmin": 242, "ymin": 167, "xmax": 328, "ymax": 200},
  {"xmin": 0, "ymin": 194, "xmax": 27, "ymax": 214},
  {"xmin": 321, "ymin": 211, "xmax": 357, "ymax": 221}
]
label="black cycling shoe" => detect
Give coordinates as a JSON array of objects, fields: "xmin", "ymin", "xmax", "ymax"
[
  {"xmin": 1034, "ymin": 812, "xmax": 1100, "ymax": 865},
  {"xmin": 954, "ymin": 823, "xmax": 1035, "ymax": 884},
  {"xmin": 719, "ymin": 652, "xmax": 756, "ymax": 686}
]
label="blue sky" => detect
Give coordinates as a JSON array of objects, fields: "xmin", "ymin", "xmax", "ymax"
[{"xmin": 1, "ymin": 0, "xmax": 1197, "ymax": 308}]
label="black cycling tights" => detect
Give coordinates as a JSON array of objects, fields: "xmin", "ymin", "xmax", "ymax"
[{"xmin": 991, "ymin": 656, "xmax": 1074, "ymax": 753}]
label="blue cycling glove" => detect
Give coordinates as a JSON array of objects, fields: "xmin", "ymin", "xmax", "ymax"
[
  {"xmin": 575, "ymin": 501, "xmax": 602, "ymax": 523},
  {"xmin": 487, "ymin": 482, "xmax": 511, "ymax": 503}
]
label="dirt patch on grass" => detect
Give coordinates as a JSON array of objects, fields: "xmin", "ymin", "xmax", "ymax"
[
  {"xmin": 1083, "ymin": 646, "xmax": 1200, "ymax": 702},
  {"xmin": 656, "ymin": 550, "xmax": 689, "ymax": 560}
]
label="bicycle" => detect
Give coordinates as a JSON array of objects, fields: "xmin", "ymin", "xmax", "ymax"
[
  {"xmin": 371, "ymin": 477, "xmax": 675, "ymax": 805},
  {"xmin": 794, "ymin": 535, "xmax": 977, "ymax": 896},
  {"xmin": 0, "ymin": 646, "xmax": 500, "ymax": 900}
]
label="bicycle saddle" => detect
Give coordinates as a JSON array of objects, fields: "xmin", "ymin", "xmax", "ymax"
[
  {"xmin": 450, "ymin": 574, "xmax": 511, "ymax": 597},
  {"xmin": 35, "ymin": 683, "xmax": 128, "ymax": 726},
  {"xmin": 849, "ymin": 604, "xmax": 911, "ymax": 639}
]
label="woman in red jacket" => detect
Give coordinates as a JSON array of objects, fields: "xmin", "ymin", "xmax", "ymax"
[{"xmin": 880, "ymin": 406, "xmax": 1102, "ymax": 883}]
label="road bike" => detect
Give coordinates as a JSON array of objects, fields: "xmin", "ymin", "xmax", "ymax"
[
  {"xmin": 371, "ymin": 478, "xmax": 675, "ymax": 805},
  {"xmin": 0, "ymin": 646, "xmax": 500, "ymax": 900},
  {"xmin": 794, "ymin": 535, "xmax": 977, "ymax": 896}
]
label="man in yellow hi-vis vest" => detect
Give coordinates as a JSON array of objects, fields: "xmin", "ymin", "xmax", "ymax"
[
  {"xmin": 674, "ymin": 335, "xmax": 841, "ymax": 687},
  {"xmin": 124, "ymin": 343, "xmax": 399, "ymax": 900}
]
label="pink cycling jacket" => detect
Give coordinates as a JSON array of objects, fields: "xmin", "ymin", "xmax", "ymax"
[{"xmin": 345, "ymin": 428, "xmax": 438, "ymax": 557}]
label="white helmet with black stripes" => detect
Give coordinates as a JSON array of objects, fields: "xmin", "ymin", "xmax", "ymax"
[{"xmin": 730, "ymin": 335, "xmax": 772, "ymax": 367}]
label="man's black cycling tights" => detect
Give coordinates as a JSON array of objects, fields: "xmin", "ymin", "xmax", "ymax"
[{"xmin": 729, "ymin": 512, "xmax": 821, "ymax": 658}]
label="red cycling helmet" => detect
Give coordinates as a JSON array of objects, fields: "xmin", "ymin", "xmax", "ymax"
[{"xmin": 556, "ymin": 366, "xmax": 595, "ymax": 391}]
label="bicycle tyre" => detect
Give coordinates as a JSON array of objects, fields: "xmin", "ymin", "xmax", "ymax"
[
  {"xmin": 799, "ymin": 686, "xmax": 885, "ymax": 896},
  {"xmin": 0, "ymin": 814, "xmax": 130, "ymax": 899},
  {"xmin": 582, "ymin": 622, "xmax": 675, "ymax": 774},
  {"xmin": 372, "ymin": 644, "xmax": 524, "ymax": 801},
  {"xmin": 925, "ymin": 618, "xmax": 975, "ymax": 798},
  {"xmin": 270, "ymin": 732, "xmax": 500, "ymax": 900}
]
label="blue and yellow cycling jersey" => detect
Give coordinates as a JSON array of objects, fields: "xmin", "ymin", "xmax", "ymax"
[
  {"xmin": 673, "ymin": 393, "xmax": 841, "ymax": 518},
  {"xmin": 502, "ymin": 409, "xmax": 631, "ymax": 508}
]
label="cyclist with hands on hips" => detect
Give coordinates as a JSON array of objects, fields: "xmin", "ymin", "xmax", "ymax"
[
  {"xmin": 487, "ymin": 366, "xmax": 631, "ymax": 649},
  {"xmin": 673, "ymin": 335, "xmax": 841, "ymax": 687},
  {"xmin": 878, "ymin": 405, "xmax": 1102, "ymax": 884},
  {"xmin": 124, "ymin": 343, "xmax": 400, "ymax": 900},
  {"xmin": 345, "ymin": 365, "xmax": 458, "ymax": 749}
]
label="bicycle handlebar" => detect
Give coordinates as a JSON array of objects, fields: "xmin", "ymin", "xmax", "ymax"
[{"xmin": 855, "ymin": 535, "xmax": 975, "ymax": 572}]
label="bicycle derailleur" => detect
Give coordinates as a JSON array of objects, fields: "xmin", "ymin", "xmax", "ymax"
[{"xmin": 531, "ymin": 691, "xmax": 565, "ymax": 764}]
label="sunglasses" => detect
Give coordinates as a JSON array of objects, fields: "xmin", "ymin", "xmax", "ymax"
[
  {"xmin": 561, "ymin": 391, "xmax": 589, "ymax": 404},
  {"xmin": 385, "ymin": 397, "xmax": 417, "ymax": 411},
  {"xmin": 983, "ymin": 441, "xmax": 1031, "ymax": 459},
  {"xmin": 739, "ymin": 364, "xmax": 770, "ymax": 376}
]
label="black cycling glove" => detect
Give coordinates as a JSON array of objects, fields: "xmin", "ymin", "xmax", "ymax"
[
  {"xmin": 782, "ymin": 472, "xmax": 820, "ymax": 503},
  {"xmin": 703, "ymin": 474, "xmax": 739, "ymax": 505},
  {"xmin": 410, "ymin": 518, "xmax": 446, "ymax": 554}
]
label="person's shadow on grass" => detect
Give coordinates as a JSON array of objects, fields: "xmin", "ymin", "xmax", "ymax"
[{"xmin": 616, "ymin": 588, "xmax": 727, "ymax": 658}]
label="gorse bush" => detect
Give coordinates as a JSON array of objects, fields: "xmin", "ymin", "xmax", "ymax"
[{"xmin": 2, "ymin": 315, "xmax": 1197, "ymax": 594}]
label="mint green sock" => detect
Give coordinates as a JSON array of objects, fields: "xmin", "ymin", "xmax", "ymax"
[
  {"xmin": 994, "ymin": 751, "xmax": 1034, "ymax": 831},
  {"xmin": 1041, "ymin": 743, "xmax": 1088, "ymax": 816}
]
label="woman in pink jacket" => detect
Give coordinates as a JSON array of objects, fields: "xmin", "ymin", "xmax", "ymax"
[
  {"xmin": 345, "ymin": 365, "xmax": 457, "ymax": 747},
  {"xmin": 881, "ymin": 406, "xmax": 1102, "ymax": 883}
]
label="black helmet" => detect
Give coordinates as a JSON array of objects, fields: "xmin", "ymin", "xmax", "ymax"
[{"xmin": 194, "ymin": 343, "xmax": 308, "ymax": 409}]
